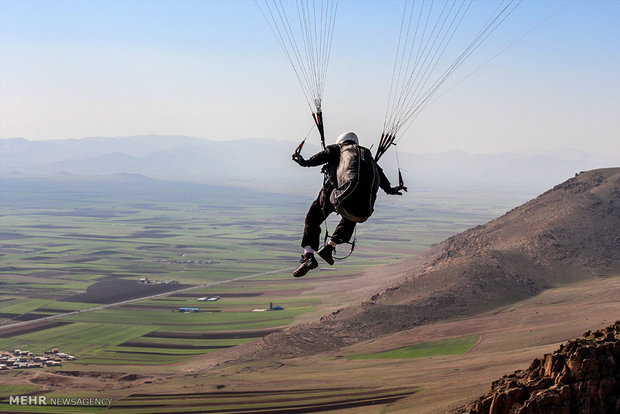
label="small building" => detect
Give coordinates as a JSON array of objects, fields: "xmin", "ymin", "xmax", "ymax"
[
  {"xmin": 45, "ymin": 360, "xmax": 62, "ymax": 367},
  {"xmin": 268, "ymin": 302, "xmax": 284, "ymax": 311}
]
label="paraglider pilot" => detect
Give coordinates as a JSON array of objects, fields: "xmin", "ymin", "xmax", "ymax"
[{"xmin": 291, "ymin": 132, "xmax": 405, "ymax": 277}]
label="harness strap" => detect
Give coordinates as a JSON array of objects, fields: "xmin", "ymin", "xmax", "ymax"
[{"xmin": 323, "ymin": 226, "xmax": 357, "ymax": 260}]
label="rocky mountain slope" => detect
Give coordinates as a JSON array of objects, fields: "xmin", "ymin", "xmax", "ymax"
[
  {"xmin": 459, "ymin": 322, "xmax": 620, "ymax": 414},
  {"xmin": 225, "ymin": 168, "xmax": 619, "ymax": 361}
]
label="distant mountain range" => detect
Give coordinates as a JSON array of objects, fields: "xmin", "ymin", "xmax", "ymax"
[{"xmin": 1, "ymin": 135, "xmax": 617, "ymax": 195}]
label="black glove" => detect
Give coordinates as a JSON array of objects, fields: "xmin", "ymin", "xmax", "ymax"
[
  {"xmin": 292, "ymin": 153, "xmax": 306, "ymax": 166},
  {"xmin": 388, "ymin": 186, "xmax": 403, "ymax": 195}
]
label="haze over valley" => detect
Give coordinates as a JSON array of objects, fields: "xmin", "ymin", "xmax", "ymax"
[{"xmin": 2, "ymin": 135, "xmax": 615, "ymax": 196}]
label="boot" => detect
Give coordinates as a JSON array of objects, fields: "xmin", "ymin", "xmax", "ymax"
[
  {"xmin": 317, "ymin": 244, "xmax": 335, "ymax": 265},
  {"xmin": 292, "ymin": 253, "xmax": 318, "ymax": 277}
]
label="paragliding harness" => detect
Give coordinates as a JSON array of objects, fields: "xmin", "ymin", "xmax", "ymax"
[
  {"xmin": 330, "ymin": 143, "xmax": 379, "ymax": 223},
  {"xmin": 293, "ymin": 111, "xmax": 359, "ymax": 260}
]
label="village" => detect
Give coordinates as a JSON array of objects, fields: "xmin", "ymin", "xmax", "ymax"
[
  {"xmin": 156, "ymin": 254, "xmax": 213, "ymax": 266},
  {"xmin": 138, "ymin": 276, "xmax": 179, "ymax": 284},
  {"xmin": 0, "ymin": 348, "xmax": 76, "ymax": 370}
]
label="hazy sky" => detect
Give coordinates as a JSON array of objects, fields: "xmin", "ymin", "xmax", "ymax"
[{"xmin": 1, "ymin": 0, "xmax": 619, "ymax": 155}]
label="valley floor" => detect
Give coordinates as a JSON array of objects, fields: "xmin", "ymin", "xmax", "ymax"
[
  {"xmin": 3, "ymin": 175, "xmax": 617, "ymax": 413},
  {"xmin": 3, "ymin": 271, "xmax": 616, "ymax": 413}
]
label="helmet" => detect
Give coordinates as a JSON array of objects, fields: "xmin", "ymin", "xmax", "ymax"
[{"xmin": 335, "ymin": 132, "xmax": 359, "ymax": 145}]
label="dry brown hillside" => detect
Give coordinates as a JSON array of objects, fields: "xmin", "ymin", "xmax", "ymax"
[
  {"xmin": 458, "ymin": 322, "xmax": 620, "ymax": 414},
  {"xmin": 227, "ymin": 168, "xmax": 620, "ymax": 361}
]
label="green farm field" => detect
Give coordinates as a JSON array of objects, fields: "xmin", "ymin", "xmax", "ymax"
[{"xmin": 349, "ymin": 334, "xmax": 480, "ymax": 359}]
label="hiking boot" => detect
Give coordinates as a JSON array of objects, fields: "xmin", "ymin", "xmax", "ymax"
[
  {"xmin": 292, "ymin": 253, "xmax": 318, "ymax": 277},
  {"xmin": 317, "ymin": 244, "xmax": 335, "ymax": 265}
]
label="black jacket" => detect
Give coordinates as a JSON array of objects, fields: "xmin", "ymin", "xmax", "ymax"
[{"xmin": 298, "ymin": 144, "xmax": 393, "ymax": 193}]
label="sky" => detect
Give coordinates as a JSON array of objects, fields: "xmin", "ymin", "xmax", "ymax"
[{"xmin": 1, "ymin": 0, "xmax": 619, "ymax": 156}]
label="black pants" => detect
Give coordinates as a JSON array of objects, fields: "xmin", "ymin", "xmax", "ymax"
[{"xmin": 301, "ymin": 187, "xmax": 356, "ymax": 251}]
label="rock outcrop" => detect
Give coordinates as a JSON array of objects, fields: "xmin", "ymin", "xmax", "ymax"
[{"xmin": 460, "ymin": 321, "xmax": 620, "ymax": 414}]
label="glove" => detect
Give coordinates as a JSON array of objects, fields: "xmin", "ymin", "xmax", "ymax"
[
  {"xmin": 388, "ymin": 186, "xmax": 403, "ymax": 196},
  {"xmin": 292, "ymin": 153, "xmax": 306, "ymax": 166}
]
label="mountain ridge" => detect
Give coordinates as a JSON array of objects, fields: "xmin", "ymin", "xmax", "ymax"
[{"xmin": 214, "ymin": 168, "xmax": 620, "ymax": 362}]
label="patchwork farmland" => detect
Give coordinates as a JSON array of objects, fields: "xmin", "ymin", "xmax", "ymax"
[{"xmin": 0, "ymin": 176, "xmax": 525, "ymax": 411}]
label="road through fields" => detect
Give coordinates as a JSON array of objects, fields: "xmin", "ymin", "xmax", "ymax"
[
  {"xmin": 0, "ymin": 255, "xmax": 398, "ymax": 335},
  {"xmin": 0, "ymin": 266, "xmax": 297, "ymax": 334}
]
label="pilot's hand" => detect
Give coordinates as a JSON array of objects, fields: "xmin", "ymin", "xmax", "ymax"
[
  {"xmin": 388, "ymin": 186, "xmax": 404, "ymax": 195},
  {"xmin": 292, "ymin": 153, "xmax": 306, "ymax": 165}
]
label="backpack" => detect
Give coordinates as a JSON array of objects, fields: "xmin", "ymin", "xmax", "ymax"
[{"xmin": 329, "ymin": 143, "xmax": 379, "ymax": 223}]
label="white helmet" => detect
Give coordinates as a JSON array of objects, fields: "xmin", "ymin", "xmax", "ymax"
[{"xmin": 335, "ymin": 132, "xmax": 359, "ymax": 145}]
